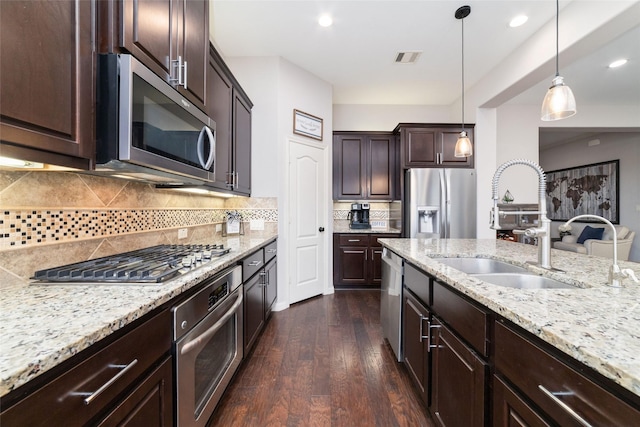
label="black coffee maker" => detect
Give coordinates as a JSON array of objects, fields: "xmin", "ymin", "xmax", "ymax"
[{"xmin": 348, "ymin": 203, "xmax": 371, "ymax": 229}]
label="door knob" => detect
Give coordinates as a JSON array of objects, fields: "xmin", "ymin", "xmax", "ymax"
[{"xmin": 319, "ymin": 227, "xmax": 325, "ymax": 232}]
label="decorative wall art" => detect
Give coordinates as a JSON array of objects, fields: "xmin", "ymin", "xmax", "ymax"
[
  {"xmin": 293, "ymin": 109, "xmax": 323, "ymax": 140},
  {"xmin": 545, "ymin": 160, "xmax": 619, "ymax": 223}
]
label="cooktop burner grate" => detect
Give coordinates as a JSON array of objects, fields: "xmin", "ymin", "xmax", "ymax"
[{"xmin": 31, "ymin": 244, "xmax": 231, "ymax": 284}]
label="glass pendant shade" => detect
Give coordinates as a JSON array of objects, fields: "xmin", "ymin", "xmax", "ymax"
[
  {"xmin": 541, "ymin": 75, "xmax": 576, "ymax": 121},
  {"xmin": 454, "ymin": 131, "xmax": 473, "ymax": 157}
]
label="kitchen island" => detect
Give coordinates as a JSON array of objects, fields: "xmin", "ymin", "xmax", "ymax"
[
  {"xmin": 380, "ymin": 237, "xmax": 640, "ymax": 403},
  {"xmin": 0, "ymin": 233, "xmax": 277, "ymax": 399}
]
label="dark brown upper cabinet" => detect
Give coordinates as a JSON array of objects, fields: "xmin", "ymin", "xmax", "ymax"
[
  {"xmin": 333, "ymin": 132, "xmax": 399, "ymax": 200},
  {"xmin": 205, "ymin": 44, "xmax": 252, "ymax": 196},
  {"xmin": 395, "ymin": 124, "xmax": 474, "ymax": 169},
  {"xmin": 98, "ymin": 0, "xmax": 209, "ymax": 111},
  {"xmin": 0, "ymin": 0, "xmax": 94, "ymax": 170}
]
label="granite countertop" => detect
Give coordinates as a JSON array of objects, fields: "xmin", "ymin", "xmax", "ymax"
[
  {"xmin": 0, "ymin": 234, "xmax": 277, "ymax": 397},
  {"xmin": 379, "ymin": 238, "xmax": 640, "ymax": 398},
  {"xmin": 333, "ymin": 223, "xmax": 401, "ymax": 234}
]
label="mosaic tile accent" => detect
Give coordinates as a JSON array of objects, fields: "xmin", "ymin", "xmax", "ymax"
[
  {"xmin": 0, "ymin": 208, "xmax": 277, "ymax": 249},
  {"xmin": 333, "ymin": 209, "xmax": 389, "ymax": 220}
]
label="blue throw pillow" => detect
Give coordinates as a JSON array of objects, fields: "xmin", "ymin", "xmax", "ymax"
[{"xmin": 576, "ymin": 226, "xmax": 604, "ymax": 244}]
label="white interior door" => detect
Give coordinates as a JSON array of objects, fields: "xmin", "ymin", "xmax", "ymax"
[{"xmin": 288, "ymin": 140, "xmax": 327, "ymax": 304}]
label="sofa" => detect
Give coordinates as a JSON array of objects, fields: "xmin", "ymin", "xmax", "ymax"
[{"xmin": 553, "ymin": 223, "xmax": 636, "ymax": 261}]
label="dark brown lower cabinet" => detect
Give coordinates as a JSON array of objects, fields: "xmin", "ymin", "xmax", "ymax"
[
  {"xmin": 397, "ymin": 259, "xmax": 640, "ymax": 427},
  {"xmin": 0, "ymin": 310, "xmax": 172, "ymax": 427},
  {"xmin": 96, "ymin": 356, "xmax": 173, "ymax": 427},
  {"xmin": 264, "ymin": 258, "xmax": 277, "ymax": 320},
  {"xmin": 333, "ymin": 233, "xmax": 400, "ymax": 288},
  {"xmin": 494, "ymin": 320, "xmax": 640, "ymax": 426},
  {"xmin": 403, "ymin": 290, "xmax": 431, "ymax": 405},
  {"xmin": 493, "ymin": 375, "xmax": 551, "ymax": 427},
  {"xmin": 242, "ymin": 242, "xmax": 277, "ymax": 354},
  {"xmin": 430, "ymin": 318, "xmax": 488, "ymax": 427},
  {"xmin": 243, "ymin": 270, "xmax": 265, "ymax": 354}
]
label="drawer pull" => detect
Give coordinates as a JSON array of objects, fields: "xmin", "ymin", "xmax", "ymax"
[
  {"xmin": 427, "ymin": 321, "xmax": 441, "ymax": 352},
  {"xmin": 267, "ymin": 249, "xmax": 277, "ymax": 253},
  {"xmin": 247, "ymin": 260, "xmax": 262, "ymax": 267},
  {"xmin": 348, "ymin": 239, "xmax": 360, "ymax": 242},
  {"xmin": 538, "ymin": 384, "xmax": 593, "ymax": 427},
  {"xmin": 78, "ymin": 359, "xmax": 138, "ymax": 405}
]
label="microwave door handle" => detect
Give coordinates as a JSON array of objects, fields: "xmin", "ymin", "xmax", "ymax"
[
  {"xmin": 197, "ymin": 126, "xmax": 215, "ymax": 170},
  {"xmin": 204, "ymin": 126, "xmax": 215, "ymax": 170}
]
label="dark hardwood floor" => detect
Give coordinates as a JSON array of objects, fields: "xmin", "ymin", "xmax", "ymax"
[{"xmin": 210, "ymin": 290, "xmax": 434, "ymax": 426}]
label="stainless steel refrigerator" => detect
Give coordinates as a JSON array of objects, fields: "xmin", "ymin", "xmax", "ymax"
[{"xmin": 404, "ymin": 168, "xmax": 477, "ymax": 239}]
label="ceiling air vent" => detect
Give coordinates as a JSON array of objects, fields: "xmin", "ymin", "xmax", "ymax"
[{"xmin": 395, "ymin": 51, "xmax": 422, "ymax": 64}]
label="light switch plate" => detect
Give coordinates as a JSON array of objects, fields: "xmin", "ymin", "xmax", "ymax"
[
  {"xmin": 371, "ymin": 220, "xmax": 387, "ymax": 228},
  {"xmin": 250, "ymin": 219, "xmax": 265, "ymax": 230},
  {"xmin": 215, "ymin": 224, "xmax": 222, "ymax": 232},
  {"xmin": 178, "ymin": 228, "xmax": 188, "ymax": 239}
]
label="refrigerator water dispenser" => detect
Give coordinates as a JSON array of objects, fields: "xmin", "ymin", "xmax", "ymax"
[{"xmin": 418, "ymin": 206, "xmax": 440, "ymax": 236}]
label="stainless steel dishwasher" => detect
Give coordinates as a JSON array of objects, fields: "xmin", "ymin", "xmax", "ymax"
[{"xmin": 381, "ymin": 247, "xmax": 403, "ymax": 361}]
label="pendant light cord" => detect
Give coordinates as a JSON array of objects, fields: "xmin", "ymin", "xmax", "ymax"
[
  {"xmin": 461, "ymin": 15, "xmax": 465, "ymax": 132},
  {"xmin": 555, "ymin": 0, "xmax": 559, "ymax": 77}
]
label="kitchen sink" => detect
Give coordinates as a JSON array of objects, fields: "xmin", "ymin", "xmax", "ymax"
[
  {"xmin": 434, "ymin": 258, "xmax": 577, "ymax": 289},
  {"xmin": 472, "ymin": 273, "xmax": 576, "ymax": 290},
  {"xmin": 434, "ymin": 257, "xmax": 529, "ymax": 274}
]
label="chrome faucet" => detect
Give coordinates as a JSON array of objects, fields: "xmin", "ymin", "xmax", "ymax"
[
  {"xmin": 559, "ymin": 214, "xmax": 639, "ymax": 287},
  {"xmin": 490, "ymin": 159, "xmax": 553, "ymax": 269}
]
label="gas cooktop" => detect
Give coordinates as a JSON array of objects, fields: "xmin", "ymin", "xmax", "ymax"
[{"xmin": 31, "ymin": 244, "xmax": 231, "ymax": 285}]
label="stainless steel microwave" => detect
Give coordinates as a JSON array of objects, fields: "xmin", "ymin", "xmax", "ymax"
[{"xmin": 96, "ymin": 54, "xmax": 215, "ymax": 185}]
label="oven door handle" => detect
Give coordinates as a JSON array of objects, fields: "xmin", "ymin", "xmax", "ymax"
[{"xmin": 180, "ymin": 291, "xmax": 243, "ymax": 356}]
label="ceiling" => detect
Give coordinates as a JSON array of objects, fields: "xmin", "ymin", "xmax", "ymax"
[{"xmin": 210, "ymin": 0, "xmax": 640, "ymax": 109}]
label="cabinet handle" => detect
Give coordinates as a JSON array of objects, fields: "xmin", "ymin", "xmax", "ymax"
[
  {"xmin": 348, "ymin": 239, "xmax": 360, "ymax": 242},
  {"xmin": 259, "ymin": 271, "xmax": 267, "ymax": 286},
  {"xmin": 74, "ymin": 359, "xmax": 139, "ymax": 405},
  {"xmin": 427, "ymin": 321, "xmax": 441, "ymax": 352},
  {"xmin": 406, "ymin": 298, "xmax": 430, "ymax": 343},
  {"xmin": 343, "ymin": 250, "xmax": 363, "ymax": 254},
  {"xmin": 183, "ymin": 60, "xmax": 188, "ymax": 89},
  {"xmin": 537, "ymin": 385, "xmax": 593, "ymax": 427},
  {"xmin": 171, "ymin": 56, "xmax": 187, "ymax": 87},
  {"xmin": 248, "ymin": 260, "xmax": 262, "ymax": 267},
  {"xmin": 267, "ymin": 249, "xmax": 277, "ymax": 253}
]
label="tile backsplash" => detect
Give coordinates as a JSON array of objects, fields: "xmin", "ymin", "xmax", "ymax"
[
  {"xmin": 332, "ymin": 201, "xmax": 402, "ymax": 229},
  {"xmin": 0, "ymin": 171, "xmax": 277, "ymax": 286}
]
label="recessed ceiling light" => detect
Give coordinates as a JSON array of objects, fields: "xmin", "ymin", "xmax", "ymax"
[
  {"xmin": 509, "ymin": 15, "xmax": 528, "ymax": 28},
  {"xmin": 318, "ymin": 14, "xmax": 333, "ymax": 27},
  {"xmin": 608, "ymin": 59, "xmax": 628, "ymax": 68}
]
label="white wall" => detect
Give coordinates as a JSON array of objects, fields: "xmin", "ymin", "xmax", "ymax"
[
  {"xmin": 224, "ymin": 57, "xmax": 280, "ymax": 198},
  {"xmin": 494, "ymin": 105, "xmax": 542, "ymax": 205},
  {"xmin": 225, "ymin": 56, "xmax": 334, "ymax": 309},
  {"xmin": 490, "ymin": 103, "xmax": 640, "ymax": 206},
  {"xmin": 539, "ymin": 132, "xmax": 640, "ymax": 262},
  {"xmin": 333, "ymin": 104, "xmax": 452, "ymax": 131}
]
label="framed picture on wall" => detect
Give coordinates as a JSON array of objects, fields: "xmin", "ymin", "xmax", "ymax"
[
  {"xmin": 293, "ymin": 109, "xmax": 323, "ymax": 140},
  {"xmin": 545, "ymin": 159, "xmax": 619, "ymax": 223}
]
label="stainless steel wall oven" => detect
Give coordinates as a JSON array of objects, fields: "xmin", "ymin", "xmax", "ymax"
[{"xmin": 172, "ymin": 265, "xmax": 243, "ymax": 426}]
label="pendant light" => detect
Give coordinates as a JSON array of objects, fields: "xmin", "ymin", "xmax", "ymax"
[
  {"xmin": 540, "ymin": 0, "xmax": 576, "ymax": 121},
  {"xmin": 454, "ymin": 5, "xmax": 472, "ymax": 158}
]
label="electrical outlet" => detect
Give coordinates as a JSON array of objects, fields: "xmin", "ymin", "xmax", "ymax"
[
  {"xmin": 215, "ymin": 224, "xmax": 222, "ymax": 232},
  {"xmin": 250, "ymin": 219, "xmax": 265, "ymax": 230},
  {"xmin": 178, "ymin": 228, "xmax": 188, "ymax": 239}
]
